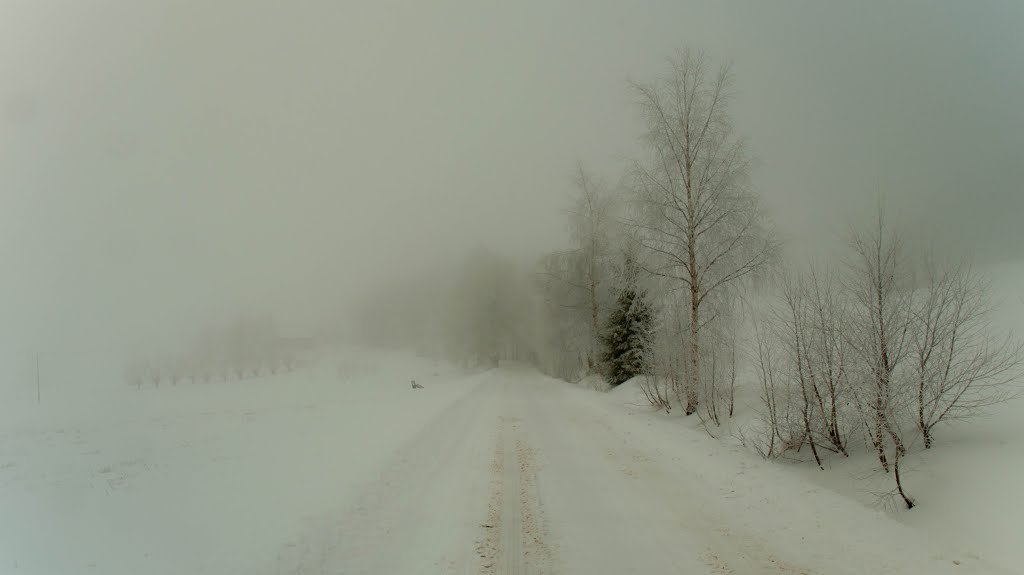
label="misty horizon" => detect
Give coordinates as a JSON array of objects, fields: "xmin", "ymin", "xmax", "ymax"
[{"xmin": 2, "ymin": 1, "xmax": 1022, "ymax": 377}]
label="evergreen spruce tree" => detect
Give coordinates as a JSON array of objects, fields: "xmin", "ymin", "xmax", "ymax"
[{"xmin": 601, "ymin": 256, "xmax": 652, "ymax": 386}]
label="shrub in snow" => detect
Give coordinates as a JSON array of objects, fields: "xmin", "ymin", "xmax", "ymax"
[{"xmin": 748, "ymin": 211, "xmax": 1023, "ymax": 509}]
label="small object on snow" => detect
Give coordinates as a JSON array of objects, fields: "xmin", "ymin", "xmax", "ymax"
[{"xmin": 411, "ymin": 380, "xmax": 424, "ymax": 389}]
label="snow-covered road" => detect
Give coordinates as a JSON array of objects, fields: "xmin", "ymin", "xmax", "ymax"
[
  {"xmin": 269, "ymin": 366, "xmax": 1010, "ymax": 575},
  {"xmin": 1, "ymin": 354, "xmax": 1012, "ymax": 574}
]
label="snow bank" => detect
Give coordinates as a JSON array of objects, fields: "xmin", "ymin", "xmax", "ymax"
[
  {"xmin": 606, "ymin": 375, "xmax": 649, "ymax": 400},
  {"xmin": 575, "ymin": 374, "xmax": 611, "ymax": 392},
  {"xmin": 786, "ymin": 381, "xmax": 1024, "ymax": 570},
  {"xmin": 560, "ymin": 379, "xmax": 1012, "ymax": 574}
]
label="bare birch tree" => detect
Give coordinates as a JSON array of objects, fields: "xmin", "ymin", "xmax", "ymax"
[
  {"xmin": 539, "ymin": 164, "xmax": 618, "ymax": 375},
  {"xmin": 639, "ymin": 277, "xmax": 689, "ymax": 408},
  {"xmin": 911, "ymin": 256, "xmax": 1023, "ymax": 448},
  {"xmin": 802, "ymin": 265, "xmax": 853, "ymax": 456},
  {"xmin": 631, "ymin": 48, "xmax": 776, "ymax": 414},
  {"xmin": 569, "ymin": 164, "xmax": 617, "ymax": 370},
  {"xmin": 750, "ymin": 265, "xmax": 855, "ymax": 462},
  {"xmin": 845, "ymin": 209, "xmax": 916, "ymax": 507}
]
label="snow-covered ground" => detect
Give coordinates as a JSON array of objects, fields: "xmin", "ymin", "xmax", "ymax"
[
  {"xmin": 1, "ymin": 345, "xmax": 1016, "ymax": 574},
  {"xmin": 606, "ymin": 370, "xmax": 1024, "ymax": 573},
  {"xmin": 0, "ymin": 348, "xmax": 481, "ymax": 574},
  {"xmin": 790, "ymin": 394, "xmax": 1024, "ymax": 570}
]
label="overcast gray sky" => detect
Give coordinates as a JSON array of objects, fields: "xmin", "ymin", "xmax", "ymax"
[{"xmin": 1, "ymin": 1, "xmax": 1021, "ymax": 362}]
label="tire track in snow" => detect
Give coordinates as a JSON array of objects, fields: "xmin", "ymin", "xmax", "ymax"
[
  {"xmin": 476, "ymin": 415, "xmax": 553, "ymax": 574},
  {"xmin": 501, "ymin": 424, "xmax": 524, "ymax": 574},
  {"xmin": 476, "ymin": 422, "xmax": 505, "ymax": 573},
  {"xmin": 515, "ymin": 435, "xmax": 552, "ymax": 573}
]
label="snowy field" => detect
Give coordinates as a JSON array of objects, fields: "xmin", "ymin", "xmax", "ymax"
[
  {"xmin": 0, "ymin": 345, "xmax": 1017, "ymax": 573},
  {"xmin": 0, "ymin": 348, "xmax": 481, "ymax": 574}
]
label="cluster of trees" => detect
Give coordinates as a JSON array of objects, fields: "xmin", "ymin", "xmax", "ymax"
[
  {"xmin": 127, "ymin": 318, "xmax": 307, "ymax": 388},
  {"xmin": 353, "ymin": 48, "xmax": 1021, "ymax": 508},
  {"xmin": 531, "ymin": 48, "xmax": 1022, "ymax": 508},
  {"xmin": 534, "ymin": 165, "xmax": 623, "ymax": 381},
  {"xmin": 537, "ymin": 50, "xmax": 773, "ymax": 423},
  {"xmin": 750, "ymin": 213, "xmax": 1022, "ymax": 507}
]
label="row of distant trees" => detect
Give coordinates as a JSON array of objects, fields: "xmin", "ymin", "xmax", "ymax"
[
  {"xmin": 353, "ymin": 252, "xmax": 539, "ymax": 369},
  {"xmin": 126, "ymin": 318, "xmax": 309, "ymax": 388}
]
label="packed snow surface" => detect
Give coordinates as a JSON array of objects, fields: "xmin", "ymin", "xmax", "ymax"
[{"xmin": 2, "ymin": 347, "xmax": 1015, "ymax": 574}]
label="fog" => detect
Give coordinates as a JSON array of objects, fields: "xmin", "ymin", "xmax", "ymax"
[{"xmin": 2, "ymin": 1, "xmax": 1022, "ymax": 391}]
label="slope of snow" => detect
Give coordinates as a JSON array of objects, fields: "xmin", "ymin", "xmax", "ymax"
[
  {"xmin": 786, "ymin": 259, "xmax": 1024, "ymax": 570},
  {"xmin": 575, "ymin": 373, "xmax": 611, "ymax": 392},
  {"xmin": 785, "ymin": 395, "xmax": 1024, "ymax": 570},
  {"xmin": 895, "ymin": 396, "xmax": 1024, "ymax": 568},
  {"xmin": 607, "ymin": 375, "xmax": 649, "ymax": 401},
  {"xmin": 554, "ymin": 377, "xmax": 1011, "ymax": 574}
]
